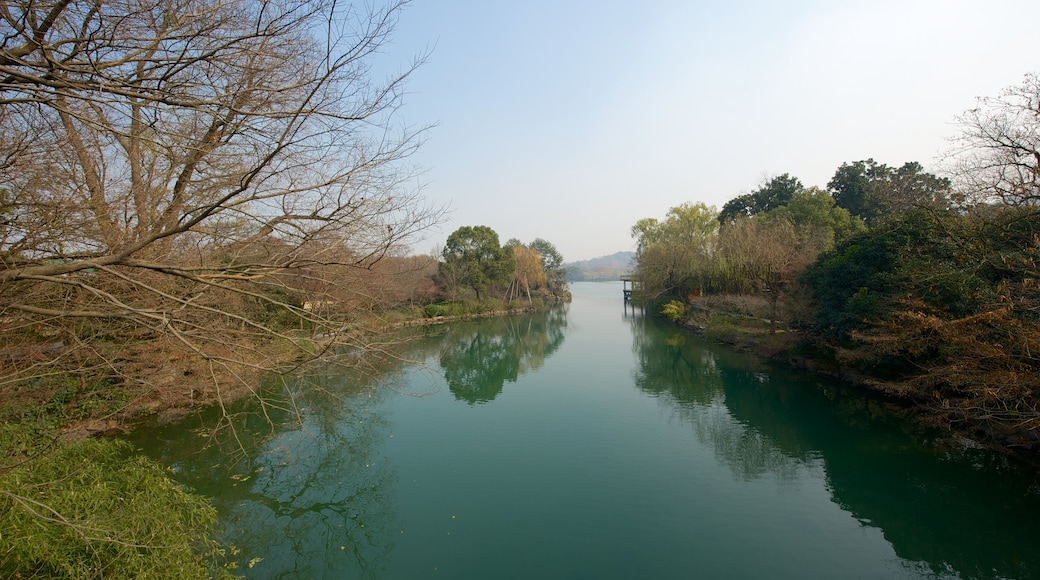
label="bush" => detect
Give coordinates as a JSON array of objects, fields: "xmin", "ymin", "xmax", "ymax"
[
  {"xmin": 0, "ymin": 435, "xmax": 229, "ymax": 579},
  {"xmin": 423, "ymin": 304, "xmax": 449, "ymax": 318},
  {"xmin": 661, "ymin": 300, "xmax": 687, "ymax": 322}
]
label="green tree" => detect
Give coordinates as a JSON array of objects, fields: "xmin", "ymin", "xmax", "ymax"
[
  {"xmin": 827, "ymin": 159, "xmax": 950, "ymax": 225},
  {"xmin": 630, "ymin": 202, "xmax": 718, "ymax": 300},
  {"xmin": 765, "ymin": 186, "xmax": 866, "ymax": 255},
  {"xmin": 529, "ymin": 238, "xmax": 566, "ymax": 294},
  {"xmin": 718, "ymin": 173, "xmax": 804, "ymax": 224},
  {"xmin": 441, "ymin": 226, "xmax": 514, "ymax": 300}
]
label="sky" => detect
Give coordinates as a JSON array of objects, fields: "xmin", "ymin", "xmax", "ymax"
[{"xmin": 377, "ymin": 0, "xmax": 1040, "ymax": 262}]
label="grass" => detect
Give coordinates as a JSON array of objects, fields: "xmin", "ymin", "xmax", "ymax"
[
  {"xmin": 0, "ymin": 430, "xmax": 234, "ymax": 579},
  {"xmin": 0, "ymin": 369, "xmax": 236, "ymax": 578}
]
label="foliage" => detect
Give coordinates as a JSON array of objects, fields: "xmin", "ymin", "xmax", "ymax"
[
  {"xmin": 0, "ymin": 435, "xmax": 227, "ymax": 579},
  {"xmin": 627, "ymin": 74, "xmax": 1040, "ymax": 446},
  {"xmin": 765, "ymin": 186, "xmax": 866, "ymax": 253},
  {"xmin": 506, "ymin": 244, "xmax": 548, "ymax": 302},
  {"xmin": 802, "ymin": 207, "xmax": 1040, "ymax": 431},
  {"xmin": 423, "ymin": 303, "xmax": 452, "ymax": 318},
  {"xmin": 660, "ymin": 300, "xmax": 687, "ymax": 322},
  {"xmin": 827, "ymin": 159, "xmax": 951, "ymax": 225},
  {"xmin": 632, "ymin": 181, "xmax": 851, "ymax": 334},
  {"xmin": 801, "ymin": 225, "xmax": 906, "ymax": 342},
  {"xmin": 718, "ymin": 173, "xmax": 804, "ymax": 224},
  {"xmin": 528, "ymin": 238, "xmax": 567, "ymax": 293},
  {"xmin": 440, "ymin": 226, "xmax": 514, "ymax": 300},
  {"xmin": 630, "ymin": 202, "xmax": 719, "ymax": 300},
  {"xmin": 716, "ymin": 216, "xmax": 815, "ymax": 332}
]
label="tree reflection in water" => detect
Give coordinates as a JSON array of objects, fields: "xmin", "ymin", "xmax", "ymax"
[
  {"xmin": 437, "ymin": 307, "xmax": 568, "ymax": 404},
  {"xmin": 126, "ymin": 306, "xmax": 569, "ymax": 575},
  {"xmin": 627, "ymin": 314, "xmax": 1040, "ymax": 580},
  {"xmin": 628, "ymin": 316, "xmax": 811, "ymax": 481},
  {"xmin": 126, "ymin": 370, "xmax": 401, "ymax": 578}
]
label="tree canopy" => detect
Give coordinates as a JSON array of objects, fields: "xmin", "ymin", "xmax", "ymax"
[
  {"xmin": 529, "ymin": 238, "xmax": 566, "ymax": 293},
  {"xmin": 827, "ymin": 159, "xmax": 951, "ymax": 225},
  {"xmin": 718, "ymin": 173, "xmax": 804, "ymax": 224},
  {"xmin": 631, "ymin": 202, "xmax": 718, "ymax": 299},
  {"xmin": 440, "ymin": 226, "xmax": 514, "ymax": 300}
]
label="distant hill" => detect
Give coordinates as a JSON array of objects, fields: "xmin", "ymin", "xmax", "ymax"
[{"xmin": 564, "ymin": 251, "xmax": 635, "ymax": 282}]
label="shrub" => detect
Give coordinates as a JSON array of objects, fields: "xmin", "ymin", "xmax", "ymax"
[
  {"xmin": 423, "ymin": 304, "xmax": 448, "ymax": 318},
  {"xmin": 661, "ymin": 300, "xmax": 687, "ymax": 322},
  {"xmin": 0, "ymin": 435, "xmax": 229, "ymax": 579}
]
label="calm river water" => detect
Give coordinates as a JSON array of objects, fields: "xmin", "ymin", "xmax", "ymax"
[{"xmin": 130, "ymin": 282, "xmax": 1040, "ymax": 579}]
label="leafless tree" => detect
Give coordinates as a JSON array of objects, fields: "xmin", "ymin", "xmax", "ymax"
[
  {"xmin": 0, "ymin": 0, "xmax": 443, "ymax": 408},
  {"xmin": 718, "ymin": 217, "xmax": 813, "ymax": 333},
  {"xmin": 947, "ymin": 72, "xmax": 1040, "ymax": 206}
]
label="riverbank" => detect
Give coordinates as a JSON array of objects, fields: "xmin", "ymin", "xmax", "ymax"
[
  {"xmin": 0, "ymin": 295, "xmax": 572, "ymax": 575},
  {"xmin": 0, "ymin": 296, "xmax": 571, "ymax": 445},
  {"xmin": 671, "ymin": 295, "xmax": 1040, "ymax": 460}
]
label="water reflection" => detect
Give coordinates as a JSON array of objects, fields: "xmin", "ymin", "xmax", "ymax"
[
  {"xmin": 127, "ymin": 372, "xmax": 400, "ymax": 578},
  {"xmin": 126, "ymin": 306, "xmax": 569, "ymax": 575},
  {"xmin": 437, "ymin": 307, "xmax": 567, "ymax": 404},
  {"xmin": 126, "ymin": 293, "xmax": 1040, "ymax": 580},
  {"xmin": 629, "ymin": 317, "xmax": 810, "ymax": 481},
  {"xmin": 628, "ymin": 314, "xmax": 1040, "ymax": 579}
]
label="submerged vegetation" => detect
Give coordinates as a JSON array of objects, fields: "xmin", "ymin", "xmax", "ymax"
[{"xmin": 630, "ymin": 73, "xmax": 1040, "ymax": 453}]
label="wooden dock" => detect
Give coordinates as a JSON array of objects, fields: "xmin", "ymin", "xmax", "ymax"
[{"xmin": 621, "ymin": 275, "xmax": 640, "ymax": 302}]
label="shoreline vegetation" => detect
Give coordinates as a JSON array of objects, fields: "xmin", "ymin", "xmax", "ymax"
[
  {"xmin": 0, "ymin": 294, "xmax": 568, "ymax": 578},
  {"xmin": 666, "ymin": 295, "xmax": 1040, "ymax": 460},
  {"xmin": 624, "ymin": 73, "xmax": 1040, "ymax": 461}
]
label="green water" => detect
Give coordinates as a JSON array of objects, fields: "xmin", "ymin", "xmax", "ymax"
[{"xmin": 129, "ymin": 282, "xmax": 1040, "ymax": 579}]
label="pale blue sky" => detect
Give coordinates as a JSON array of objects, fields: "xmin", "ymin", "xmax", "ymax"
[{"xmin": 383, "ymin": 0, "xmax": 1040, "ymax": 262}]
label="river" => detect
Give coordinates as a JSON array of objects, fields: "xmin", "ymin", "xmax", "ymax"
[{"xmin": 128, "ymin": 281, "xmax": 1040, "ymax": 579}]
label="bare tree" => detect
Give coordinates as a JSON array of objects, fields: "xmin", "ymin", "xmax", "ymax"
[
  {"xmin": 718, "ymin": 217, "xmax": 813, "ymax": 333},
  {"xmin": 0, "ymin": 1, "xmax": 442, "ymax": 407},
  {"xmin": 948, "ymin": 72, "xmax": 1040, "ymax": 206}
]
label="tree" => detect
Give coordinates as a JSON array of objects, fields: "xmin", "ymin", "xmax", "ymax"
[
  {"xmin": 630, "ymin": 202, "xmax": 718, "ymax": 300},
  {"xmin": 714, "ymin": 182, "xmax": 858, "ymax": 310},
  {"xmin": 802, "ymin": 208, "xmax": 1040, "ymax": 436},
  {"xmin": 718, "ymin": 173, "xmax": 803, "ymax": 224},
  {"xmin": 0, "ymin": 0, "xmax": 443, "ymax": 390},
  {"xmin": 765, "ymin": 186, "xmax": 866, "ymax": 255},
  {"xmin": 718, "ymin": 217, "xmax": 812, "ymax": 333},
  {"xmin": 827, "ymin": 159, "xmax": 950, "ymax": 225},
  {"xmin": 440, "ymin": 226, "xmax": 513, "ymax": 300},
  {"xmin": 0, "ymin": 1, "xmax": 441, "ymax": 567},
  {"xmin": 948, "ymin": 72, "xmax": 1040, "ymax": 206},
  {"xmin": 529, "ymin": 238, "xmax": 566, "ymax": 294},
  {"xmin": 506, "ymin": 244, "xmax": 547, "ymax": 302}
]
